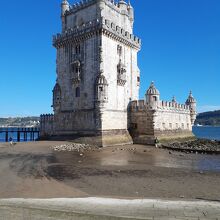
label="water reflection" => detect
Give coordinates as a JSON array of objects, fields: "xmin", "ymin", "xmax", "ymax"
[
  {"xmin": 99, "ymin": 148, "xmax": 220, "ymax": 172},
  {"xmin": 100, "ymin": 152, "xmax": 130, "ymax": 166},
  {"xmin": 197, "ymin": 158, "xmax": 220, "ymax": 171}
]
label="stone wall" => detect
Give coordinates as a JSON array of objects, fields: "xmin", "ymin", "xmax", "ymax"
[
  {"xmin": 40, "ymin": 114, "xmax": 54, "ymax": 137},
  {"xmin": 129, "ymin": 100, "xmax": 194, "ymax": 144},
  {"xmin": 56, "ymin": 35, "xmax": 99, "ymax": 111}
]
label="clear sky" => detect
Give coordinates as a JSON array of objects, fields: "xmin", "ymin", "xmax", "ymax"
[{"xmin": 0, "ymin": 0, "xmax": 219, "ymax": 117}]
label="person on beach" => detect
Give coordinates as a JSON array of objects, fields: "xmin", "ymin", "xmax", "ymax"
[
  {"xmin": 155, "ymin": 137, "xmax": 159, "ymax": 148},
  {"xmin": 9, "ymin": 137, "xmax": 13, "ymax": 146}
]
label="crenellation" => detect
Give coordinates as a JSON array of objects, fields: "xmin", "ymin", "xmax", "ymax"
[
  {"xmin": 137, "ymin": 100, "xmax": 145, "ymax": 110},
  {"xmin": 165, "ymin": 102, "xmax": 188, "ymax": 112},
  {"xmin": 53, "ymin": 17, "xmax": 141, "ymax": 49},
  {"xmin": 67, "ymin": 0, "xmax": 135, "ymax": 18},
  {"xmin": 69, "ymin": 0, "xmax": 95, "ymax": 13},
  {"xmin": 130, "ymin": 100, "xmax": 138, "ymax": 111}
]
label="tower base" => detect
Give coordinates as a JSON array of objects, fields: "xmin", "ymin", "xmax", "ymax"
[{"xmin": 40, "ymin": 129, "xmax": 133, "ymax": 147}]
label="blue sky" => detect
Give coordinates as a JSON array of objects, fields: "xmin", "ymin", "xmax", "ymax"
[{"xmin": 0, "ymin": 0, "xmax": 219, "ymax": 117}]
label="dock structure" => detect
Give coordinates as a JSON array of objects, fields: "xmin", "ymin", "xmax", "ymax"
[{"xmin": 0, "ymin": 127, "xmax": 40, "ymax": 142}]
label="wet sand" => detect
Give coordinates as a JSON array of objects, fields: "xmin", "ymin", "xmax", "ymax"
[{"xmin": 0, "ymin": 141, "xmax": 220, "ymax": 200}]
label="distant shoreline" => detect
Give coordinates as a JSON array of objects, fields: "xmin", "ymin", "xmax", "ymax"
[
  {"xmin": 193, "ymin": 125, "xmax": 220, "ymax": 128},
  {"xmin": 0, "ymin": 126, "xmax": 39, "ymax": 128}
]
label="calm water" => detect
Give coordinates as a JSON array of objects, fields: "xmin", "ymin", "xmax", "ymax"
[
  {"xmin": 0, "ymin": 127, "xmax": 39, "ymax": 142},
  {"xmin": 193, "ymin": 126, "xmax": 220, "ymax": 141},
  {"xmin": 0, "ymin": 127, "xmax": 220, "ymax": 142}
]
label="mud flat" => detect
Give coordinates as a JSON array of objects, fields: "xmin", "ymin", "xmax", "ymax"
[
  {"xmin": 0, "ymin": 141, "xmax": 220, "ymax": 200},
  {"xmin": 162, "ymin": 139, "xmax": 220, "ymax": 154}
]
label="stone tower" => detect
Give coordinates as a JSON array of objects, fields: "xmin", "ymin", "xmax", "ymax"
[
  {"xmin": 41, "ymin": 0, "xmax": 141, "ymax": 146},
  {"xmin": 186, "ymin": 91, "xmax": 197, "ymax": 125},
  {"xmin": 145, "ymin": 82, "xmax": 160, "ymax": 109}
]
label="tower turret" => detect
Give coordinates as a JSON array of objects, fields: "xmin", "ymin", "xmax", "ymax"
[
  {"xmin": 61, "ymin": 0, "xmax": 70, "ymax": 32},
  {"xmin": 127, "ymin": 1, "xmax": 134, "ymax": 28},
  {"xmin": 118, "ymin": 0, "xmax": 128, "ymax": 11},
  {"xmin": 186, "ymin": 91, "xmax": 197, "ymax": 125},
  {"xmin": 146, "ymin": 82, "xmax": 160, "ymax": 109},
  {"xmin": 172, "ymin": 96, "xmax": 176, "ymax": 103}
]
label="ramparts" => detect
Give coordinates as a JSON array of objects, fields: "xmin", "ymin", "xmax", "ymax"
[
  {"xmin": 130, "ymin": 100, "xmax": 190, "ymax": 112},
  {"xmin": 40, "ymin": 114, "xmax": 54, "ymax": 137},
  {"xmin": 67, "ymin": 0, "xmax": 132, "ymax": 16},
  {"xmin": 53, "ymin": 17, "xmax": 141, "ymax": 48}
]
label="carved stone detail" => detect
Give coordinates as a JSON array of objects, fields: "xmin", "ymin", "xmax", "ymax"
[
  {"xmin": 117, "ymin": 59, "xmax": 126, "ymax": 86},
  {"xmin": 71, "ymin": 60, "xmax": 82, "ymax": 84}
]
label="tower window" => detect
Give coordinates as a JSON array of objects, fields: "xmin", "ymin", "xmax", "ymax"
[
  {"xmin": 137, "ymin": 76, "xmax": 140, "ymax": 82},
  {"xmin": 117, "ymin": 45, "xmax": 122, "ymax": 56},
  {"xmin": 76, "ymin": 87, "xmax": 80, "ymax": 97},
  {"xmin": 75, "ymin": 45, "xmax": 81, "ymax": 54}
]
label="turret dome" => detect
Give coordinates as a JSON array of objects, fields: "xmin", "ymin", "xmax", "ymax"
[
  {"xmin": 146, "ymin": 82, "xmax": 160, "ymax": 95},
  {"xmin": 61, "ymin": 0, "xmax": 70, "ymax": 16},
  {"xmin": 118, "ymin": 0, "xmax": 128, "ymax": 10},
  {"xmin": 118, "ymin": 0, "xmax": 127, "ymax": 5},
  {"xmin": 186, "ymin": 91, "xmax": 196, "ymax": 104}
]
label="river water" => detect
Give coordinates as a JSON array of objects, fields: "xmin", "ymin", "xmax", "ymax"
[
  {"xmin": 0, "ymin": 126, "xmax": 220, "ymax": 142},
  {"xmin": 192, "ymin": 126, "xmax": 220, "ymax": 141}
]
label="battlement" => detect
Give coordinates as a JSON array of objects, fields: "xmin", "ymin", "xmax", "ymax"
[
  {"xmin": 67, "ymin": 0, "xmax": 96, "ymax": 15},
  {"xmin": 103, "ymin": 18, "xmax": 141, "ymax": 46},
  {"xmin": 130, "ymin": 100, "xmax": 190, "ymax": 112},
  {"xmin": 53, "ymin": 18, "xmax": 101, "ymax": 47},
  {"xmin": 159, "ymin": 101, "xmax": 190, "ymax": 111},
  {"xmin": 53, "ymin": 17, "xmax": 141, "ymax": 48},
  {"xmin": 66, "ymin": 0, "xmax": 131, "ymax": 16},
  {"xmin": 40, "ymin": 114, "xmax": 54, "ymax": 122},
  {"xmin": 130, "ymin": 100, "xmax": 148, "ymax": 111}
]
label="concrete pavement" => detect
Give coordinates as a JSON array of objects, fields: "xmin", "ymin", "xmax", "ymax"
[{"xmin": 0, "ymin": 197, "xmax": 220, "ymax": 220}]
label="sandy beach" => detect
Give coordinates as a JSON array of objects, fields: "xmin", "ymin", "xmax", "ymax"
[{"xmin": 0, "ymin": 141, "xmax": 220, "ymax": 200}]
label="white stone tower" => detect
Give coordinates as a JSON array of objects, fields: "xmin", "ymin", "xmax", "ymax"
[
  {"xmin": 186, "ymin": 91, "xmax": 197, "ymax": 125},
  {"xmin": 41, "ymin": 0, "xmax": 141, "ymax": 146},
  {"xmin": 145, "ymin": 82, "xmax": 160, "ymax": 109}
]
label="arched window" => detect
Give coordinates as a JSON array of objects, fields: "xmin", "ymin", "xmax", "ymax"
[
  {"xmin": 76, "ymin": 87, "xmax": 80, "ymax": 97},
  {"xmin": 71, "ymin": 60, "xmax": 81, "ymax": 84},
  {"xmin": 117, "ymin": 59, "xmax": 126, "ymax": 86},
  {"xmin": 75, "ymin": 45, "xmax": 80, "ymax": 54}
]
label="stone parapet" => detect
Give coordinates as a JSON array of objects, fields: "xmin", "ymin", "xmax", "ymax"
[
  {"xmin": 66, "ymin": 0, "xmax": 131, "ymax": 17},
  {"xmin": 53, "ymin": 19, "xmax": 101, "ymax": 48},
  {"xmin": 40, "ymin": 114, "xmax": 54, "ymax": 137},
  {"xmin": 40, "ymin": 114, "xmax": 54, "ymax": 122},
  {"xmin": 53, "ymin": 17, "xmax": 141, "ymax": 49},
  {"xmin": 159, "ymin": 100, "xmax": 190, "ymax": 111},
  {"xmin": 102, "ymin": 18, "xmax": 141, "ymax": 48},
  {"xmin": 130, "ymin": 100, "xmax": 190, "ymax": 113},
  {"xmin": 68, "ymin": 0, "xmax": 96, "ymax": 14}
]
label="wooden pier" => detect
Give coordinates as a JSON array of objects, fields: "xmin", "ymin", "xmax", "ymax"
[{"xmin": 0, "ymin": 127, "xmax": 40, "ymax": 142}]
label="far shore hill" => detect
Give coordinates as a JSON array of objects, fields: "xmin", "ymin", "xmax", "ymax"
[
  {"xmin": 0, "ymin": 117, "xmax": 40, "ymax": 128},
  {"xmin": 0, "ymin": 110, "xmax": 220, "ymax": 127},
  {"xmin": 195, "ymin": 110, "xmax": 220, "ymax": 126}
]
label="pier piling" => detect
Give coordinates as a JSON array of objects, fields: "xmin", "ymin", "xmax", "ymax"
[{"xmin": 1, "ymin": 128, "xmax": 40, "ymax": 142}]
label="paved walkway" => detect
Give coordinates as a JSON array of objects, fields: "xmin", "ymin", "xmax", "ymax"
[{"xmin": 0, "ymin": 197, "xmax": 220, "ymax": 220}]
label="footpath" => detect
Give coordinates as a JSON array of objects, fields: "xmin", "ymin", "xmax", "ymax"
[{"xmin": 0, "ymin": 197, "xmax": 220, "ymax": 220}]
